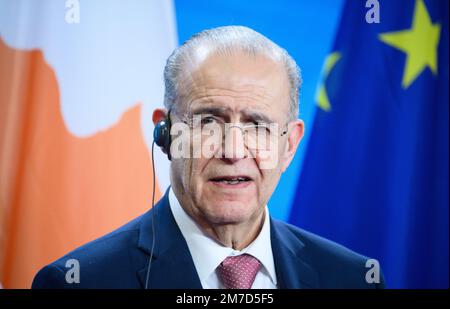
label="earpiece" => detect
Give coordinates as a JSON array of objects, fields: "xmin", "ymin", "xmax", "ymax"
[
  {"xmin": 153, "ymin": 110, "xmax": 171, "ymax": 160},
  {"xmin": 146, "ymin": 110, "xmax": 172, "ymax": 289}
]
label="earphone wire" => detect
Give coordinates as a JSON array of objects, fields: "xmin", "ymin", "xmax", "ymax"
[{"xmin": 145, "ymin": 141, "xmax": 157, "ymax": 289}]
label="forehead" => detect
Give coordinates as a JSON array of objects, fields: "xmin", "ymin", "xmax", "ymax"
[{"xmin": 177, "ymin": 51, "xmax": 290, "ymax": 121}]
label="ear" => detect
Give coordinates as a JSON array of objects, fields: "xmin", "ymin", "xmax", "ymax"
[
  {"xmin": 281, "ymin": 119, "xmax": 305, "ymax": 172},
  {"xmin": 152, "ymin": 108, "xmax": 168, "ymax": 125}
]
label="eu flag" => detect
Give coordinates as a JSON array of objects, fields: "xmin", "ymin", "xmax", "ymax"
[{"xmin": 289, "ymin": 0, "xmax": 448, "ymax": 288}]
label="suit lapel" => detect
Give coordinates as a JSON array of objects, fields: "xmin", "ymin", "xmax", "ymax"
[
  {"xmin": 270, "ymin": 218, "xmax": 320, "ymax": 289},
  {"xmin": 136, "ymin": 188, "xmax": 202, "ymax": 289},
  {"xmin": 135, "ymin": 189, "xmax": 319, "ymax": 289}
]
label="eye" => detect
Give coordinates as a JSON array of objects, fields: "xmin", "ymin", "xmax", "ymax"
[
  {"xmin": 189, "ymin": 114, "xmax": 219, "ymax": 128},
  {"xmin": 202, "ymin": 116, "xmax": 215, "ymax": 124},
  {"xmin": 255, "ymin": 123, "xmax": 272, "ymax": 134},
  {"xmin": 201, "ymin": 115, "xmax": 222, "ymax": 126}
]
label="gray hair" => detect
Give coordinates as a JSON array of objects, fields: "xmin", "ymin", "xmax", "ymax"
[{"xmin": 163, "ymin": 25, "xmax": 301, "ymax": 120}]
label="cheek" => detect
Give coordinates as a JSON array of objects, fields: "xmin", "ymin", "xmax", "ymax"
[
  {"xmin": 172, "ymin": 159, "xmax": 186, "ymax": 187},
  {"xmin": 255, "ymin": 151, "xmax": 284, "ymax": 193},
  {"xmin": 185, "ymin": 158, "xmax": 209, "ymax": 192},
  {"xmin": 171, "ymin": 158, "xmax": 193, "ymax": 193},
  {"xmin": 272, "ymin": 141, "xmax": 290, "ymax": 172},
  {"xmin": 254, "ymin": 146, "xmax": 285, "ymax": 171},
  {"xmin": 260, "ymin": 169, "xmax": 280, "ymax": 187}
]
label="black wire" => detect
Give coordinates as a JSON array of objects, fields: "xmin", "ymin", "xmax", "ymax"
[{"xmin": 145, "ymin": 141, "xmax": 157, "ymax": 289}]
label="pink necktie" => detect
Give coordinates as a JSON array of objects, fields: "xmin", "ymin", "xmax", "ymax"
[{"xmin": 218, "ymin": 254, "xmax": 261, "ymax": 289}]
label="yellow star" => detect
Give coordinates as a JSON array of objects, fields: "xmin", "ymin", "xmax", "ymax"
[
  {"xmin": 316, "ymin": 52, "xmax": 341, "ymax": 112},
  {"xmin": 379, "ymin": 0, "xmax": 441, "ymax": 88}
]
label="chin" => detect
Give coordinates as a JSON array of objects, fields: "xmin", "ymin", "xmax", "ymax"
[{"xmin": 202, "ymin": 200, "xmax": 260, "ymax": 225}]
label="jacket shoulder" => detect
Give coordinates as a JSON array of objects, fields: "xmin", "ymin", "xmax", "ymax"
[
  {"xmin": 272, "ymin": 219, "xmax": 385, "ymax": 288},
  {"xmin": 32, "ymin": 213, "xmax": 148, "ymax": 289}
]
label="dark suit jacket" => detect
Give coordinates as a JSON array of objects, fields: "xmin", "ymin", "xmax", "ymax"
[{"xmin": 32, "ymin": 188, "xmax": 385, "ymax": 289}]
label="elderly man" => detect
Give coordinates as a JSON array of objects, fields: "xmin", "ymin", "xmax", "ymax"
[{"xmin": 32, "ymin": 26, "xmax": 384, "ymax": 289}]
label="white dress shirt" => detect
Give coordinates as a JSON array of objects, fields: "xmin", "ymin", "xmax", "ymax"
[{"xmin": 169, "ymin": 188, "xmax": 278, "ymax": 289}]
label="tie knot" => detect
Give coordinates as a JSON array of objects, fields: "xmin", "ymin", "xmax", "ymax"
[{"xmin": 218, "ymin": 254, "xmax": 261, "ymax": 289}]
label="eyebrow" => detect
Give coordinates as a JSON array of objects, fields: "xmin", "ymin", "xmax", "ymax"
[
  {"xmin": 241, "ymin": 110, "xmax": 274, "ymax": 124},
  {"xmin": 190, "ymin": 106, "xmax": 229, "ymax": 117},
  {"xmin": 189, "ymin": 106, "xmax": 274, "ymax": 124}
]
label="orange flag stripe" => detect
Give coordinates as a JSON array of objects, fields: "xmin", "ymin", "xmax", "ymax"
[{"xmin": 0, "ymin": 38, "xmax": 161, "ymax": 288}]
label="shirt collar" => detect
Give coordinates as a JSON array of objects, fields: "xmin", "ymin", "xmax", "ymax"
[{"xmin": 168, "ymin": 187, "xmax": 277, "ymax": 286}]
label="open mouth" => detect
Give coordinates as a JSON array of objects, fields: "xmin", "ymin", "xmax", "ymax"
[{"xmin": 210, "ymin": 176, "xmax": 252, "ymax": 185}]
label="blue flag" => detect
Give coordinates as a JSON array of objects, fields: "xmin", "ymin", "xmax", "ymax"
[{"xmin": 289, "ymin": 0, "xmax": 448, "ymax": 288}]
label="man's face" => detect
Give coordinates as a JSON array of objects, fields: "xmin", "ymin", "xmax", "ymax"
[{"xmin": 170, "ymin": 51, "xmax": 303, "ymax": 228}]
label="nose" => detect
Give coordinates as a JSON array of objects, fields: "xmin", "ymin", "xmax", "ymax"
[{"xmin": 222, "ymin": 125, "xmax": 246, "ymax": 163}]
